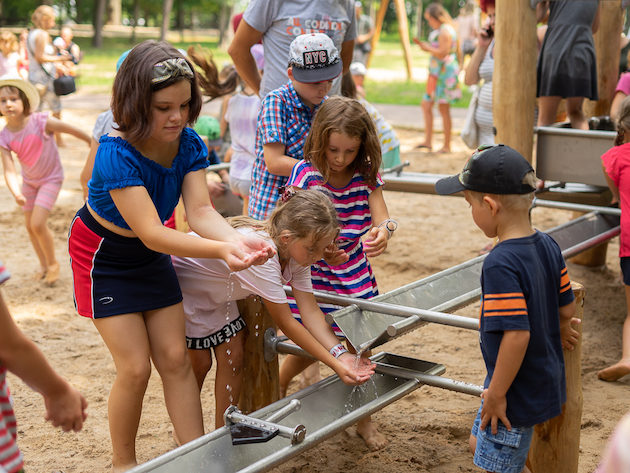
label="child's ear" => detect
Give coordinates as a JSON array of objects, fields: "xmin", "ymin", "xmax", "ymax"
[
  {"xmin": 482, "ymin": 195, "xmax": 500, "ymax": 216},
  {"xmin": 287, "ymin": 67, "xmax": 294, "ymax": 81},
  {"xmin": 278, "ymin": 230, "xmax": 293, "ymax": 245}
]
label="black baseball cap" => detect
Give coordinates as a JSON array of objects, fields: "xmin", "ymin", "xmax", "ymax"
[{"xmin": 435, "ymin": 144, "xmax": 536, "ymax": 195}]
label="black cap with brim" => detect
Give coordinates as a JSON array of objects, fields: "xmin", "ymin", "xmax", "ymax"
[
  {"xmin": 435, "ymin": 174, "xmax": 466, "ymax": 195},
  {"xmin": 291, "ymin": 61, "xmax": 343, "ymax": 83}
]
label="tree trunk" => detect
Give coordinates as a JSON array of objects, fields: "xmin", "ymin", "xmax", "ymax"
[
  {"xmin": 106, "ymin": 0, "xmax": 121, "ymax": 26},
  {"xmin": 218, "ymin": 2, "xmax": 234, "ymax": 49},
  {"xmin": 493, "ymin": 0, "xmax": 537, "ymax": 161},
  {"xmin": 130, "ymin": 0, "xmax": 140, "ymax": 43},
  {"xmin": 583, "ymin": 0, "xmax": 623, "ymax": 118},
  {"xmin": 92, "ymin": 0, "xmax": 107, "ymax": 48},
  {"xmin": 160, "ymin": 0, "xmax": 174, "ymax": 42}
]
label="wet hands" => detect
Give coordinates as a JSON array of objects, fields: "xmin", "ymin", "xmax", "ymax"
[
  {"xmin": 480, "ymin": 388, "xmax": 511, "ymax": 435},
  {"xmin": 338, "ymin": 352, "xmax": 376, "ymax": 385},
  {"xmin": 222, "ymin": 234, "xmax": 276, "ymax": 271}
]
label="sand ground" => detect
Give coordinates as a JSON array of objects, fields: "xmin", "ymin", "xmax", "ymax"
[{"xmin": 1, "ymin": 105, "xmax": 627, "ymax": 473}]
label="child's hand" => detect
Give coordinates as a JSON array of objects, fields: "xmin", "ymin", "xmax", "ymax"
[
  {"xmin": 560, "ymin": 317, "xmax": 581, "ymax": 350},
  {"xmin": 336, "ymin": 352, "xmax": 375, "ymax": 384},
  {"xmin": 44, "ymin": 383, "xmax": 88, "ymax": 432},
  {"xmin": 323, "ymin": 243, "xmax": 349, "ymax": 266},
  {"xmin": 480, "ymin": 388, "xmax": 511, "ymax": 435},
  {"xmin": 363, "ymin": 226, "xmax": 389, "ymax": 258},
  {"xmin": 14, "ymin": 194, "xmax": 26, "ymax": 206},
  {"xmin": 207, "ymin": 180, "xmax": 227, "ymax": 198},
  {"xmin": 238, "ymin": 234, "xmax": 276, "ymax": 265}
]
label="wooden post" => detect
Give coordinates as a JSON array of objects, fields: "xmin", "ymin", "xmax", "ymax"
[
  {"xmin": 528, "ymin": 282, "xmax": 584, "ymax": 473},
  {"xmin": 237, "ymin": 296, "xmax": 279, "ymax": 414},
  {"xmin": 493, "ymin": 0, "xmax": 537, "ymax": 162},
  {"xmin": 366, "ymin": 0, "xmax": 390, "ymax": 69},
  {"xmin": 393, "ymin": 0, "xmax": 413, "ymax": 80},
  {"xmin": 583, "ymin": 0, "xmax": 623, "ymax": 118}
]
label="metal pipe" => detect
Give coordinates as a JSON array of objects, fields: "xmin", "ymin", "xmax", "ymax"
[
  {"xmin": 561, "ymin": 226, "xmax": 621, "ymax": 259},
  {"xmin": 374, "ymin": 363, "xmax": 483, "ymax": 397},
  {"xmin": 266, "ymin": 399, "xmax": 302, "ymax": 423},
  {"xmin": 533, "ymin": 198, "xmax": 621, "ymax": 216},
  {"xmin": 284, "ymin": 286, "xmax": 478, "ymax": 331},
  {"xmin": 206, "ymin": 162, "xmax": 230, "ymax": 172},
  {"xmin": 382, "ymin": 160, "xmax": 410, "ymax": 175}
]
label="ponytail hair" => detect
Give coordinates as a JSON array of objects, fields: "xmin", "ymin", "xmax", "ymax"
[
  {"xmin": 187, "ymin": 45, "xmax": 239, "ymax": 101},
  {"xmin": 229, "ymin": 189, "xmax": 339, "ymax": 245},
  {"xmin": 615, "ymin": 95, "xmax": 630, "ymax": 147}
]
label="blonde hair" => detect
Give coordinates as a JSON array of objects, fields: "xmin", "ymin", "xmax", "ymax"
[
  {"xmin": 467, "ymin": 171, "xmax": 537, "ymax": 210},
  {"xmin": 229, "ymin": 189, "xmax": 339, "ymax": 245},
  {"xmin": 304, "ymin": 96, "xmax": 381, "ymax": 186},
  {"xmin": 615, "ymin": 95, "xmax": 630, "ymax": 147},
  {"xmin": 31, "ymin": 5, "xmax": 56, "ymax": 29},
  {"xmin": 426, "ymin": 3, "xmax": 454, "ymax": 24},
  {"xmin": 187, "ymin": 46, "xmax": 240, "ymax": 101},
  {"xmin": 0, "ymin": 32, "xmax": 18, "ymax": 56}
]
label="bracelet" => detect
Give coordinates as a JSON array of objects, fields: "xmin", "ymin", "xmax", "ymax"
[
  {"xmin": 377, "ymin": 218, "xmax": 398, "ymax": 239},
  {"xmin": 329, "ymin": 343, "xmax": 348, "ymax": 359}
]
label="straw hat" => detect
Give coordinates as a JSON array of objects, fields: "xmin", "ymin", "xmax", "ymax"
[{"xmin": 0, "ymin": 77, "xmax": 40, "ymax": 111}]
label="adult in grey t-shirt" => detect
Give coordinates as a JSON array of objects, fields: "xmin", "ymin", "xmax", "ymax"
[{"xmin": 228, "ymin": 0, "xmax": 357, "ymax": 98}]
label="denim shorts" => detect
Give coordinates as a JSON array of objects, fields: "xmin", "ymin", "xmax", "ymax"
[{"xmin": 471, "ymin": 403, "xmax": 534, "ymax": 473}]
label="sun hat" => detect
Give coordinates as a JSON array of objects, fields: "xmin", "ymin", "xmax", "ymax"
[
  {"xmin": 288, "ymin": 33, "xmax": 342, "ymax": 83},
  {"xmin": 435, "ymin": 144, "xmax": 536, "ymax": 195},
  {"xmin": 194, "ymin": 115, "xmax": 222, "ymax": 147},
  {"xmin": 0, "ymin": 76, "xmax": 40, "ymax": 111},
  {"xmin": 350, "ymin": 61, "xmax": 367, "ymax": 77}
]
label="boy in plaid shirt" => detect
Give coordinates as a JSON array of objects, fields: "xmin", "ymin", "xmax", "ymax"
[{"xmin": 248, "ymin": 32, "xmax": 343, "ymax": 219}]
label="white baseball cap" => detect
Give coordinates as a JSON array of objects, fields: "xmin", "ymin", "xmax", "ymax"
[{"xmin": 288, "ymin": 33, "xmax": 342, "ymax": 83}]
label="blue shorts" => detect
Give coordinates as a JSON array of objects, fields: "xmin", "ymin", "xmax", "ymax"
[
  {"xmin": 620, "ymin": 257, "xmax": 630, "ymax": 286},
  {"xmin": 471, "ymin": 402, "xmax": 534, "ymax": 473},
  {"xmin": 68, "ymin": 205, "xmax": 182, "ymax": 319}
]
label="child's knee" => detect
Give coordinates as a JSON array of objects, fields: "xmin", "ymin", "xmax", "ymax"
[
  {"xmin": 119, "ymin": 358, "xmax": 152, "ymax": 389},
  {"xmin": 156, "ymin": 345, "xmax": 191, "ymax": 375}
]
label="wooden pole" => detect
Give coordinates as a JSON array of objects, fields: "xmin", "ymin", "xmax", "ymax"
[
  {"xmin": 583, "ymin": 0, "xmax": 623, "ymax": 118},
  {"xmin": 366, "ymin": 0, "xmax": 390, "ymax": 69},
  {"xmin": 237, "ymin": 296, "xmax": 279, "ymax": 414},
  {"xmin": 528, "ymin": 282, "xmax": 584, "ymax": 473},
  {"xmin": 493, "ymin": 0, "xmax": 537, "ymax": 162},
  {"xmin": 393, "ymin": 0, "xmax": 413, "ymax": 80}
]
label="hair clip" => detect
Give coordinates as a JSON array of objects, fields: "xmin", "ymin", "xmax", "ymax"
[{"xmin": 279, "ymin": 186, "xmax": 297, "ymax": 203}]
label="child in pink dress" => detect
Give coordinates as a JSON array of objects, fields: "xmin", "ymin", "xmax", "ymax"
[
  {"xmin": 598, "ymin": 95, "xmax": 630, "ymax": 382},
  {"xmin": 0, "ymin": 78, "xmax": 90, "ymax": 284}
]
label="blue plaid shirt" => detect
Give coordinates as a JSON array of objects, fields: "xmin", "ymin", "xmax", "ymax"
[{"xmin": 248, "ymin": 81, "xmax": 322, "ymax": 220}]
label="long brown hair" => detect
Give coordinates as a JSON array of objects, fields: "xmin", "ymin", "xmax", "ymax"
[
  {"xmin": 111, "ymin": 40, "xmax": 203, "ymax": 144},
  {"xmin": 304, "ymin": 96, "xmax": 381, "ymax": 186},
  {"xmin": 229, "ymin": 189, "xmax": 339, "ymax": 245}
]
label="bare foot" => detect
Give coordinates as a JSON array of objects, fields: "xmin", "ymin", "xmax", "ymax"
[
  {"xmin": 44, "ymin": 262, "xmax": 60, "ymax": 286},
  {"xmin": 437, "ymin": 147, "xmax": 451, "ymax": 154},
  {"xmin": 33, "ymin": 267, "xmax": 46, "ymax": 280},
  {"xmin": 356, "ymin": 418, "xmax": 388, "ymax": 451},
  {"xmin": 598, "ymin": 360, "xmax": 630, "ymax": 381},
  {"xmin": 415, "ymin": 143, "xmax": 432, "ymax": 151}
]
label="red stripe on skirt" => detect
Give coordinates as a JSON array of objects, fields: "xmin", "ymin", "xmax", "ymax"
[{"xmin": 68, "ymin": 216, "xmax": 103, "ymax": 318}]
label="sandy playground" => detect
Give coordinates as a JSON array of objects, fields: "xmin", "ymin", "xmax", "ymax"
[{"xmin": 1, "ymin": 101, "xmax": 628, "ymax": 473}]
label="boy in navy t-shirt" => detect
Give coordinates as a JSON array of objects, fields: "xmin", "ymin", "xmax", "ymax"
[{"xmin": 436, "ymin": 144, "xmax": 580, "ymax": 473}]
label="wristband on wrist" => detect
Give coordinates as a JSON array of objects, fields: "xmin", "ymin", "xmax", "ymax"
[
  {"xmin": 329, "ymin": 343, "xmax": 348, "ymax": 359},
  {"xmin": 377, "ymin": 218, "xmax": 398, "ymax": 239}
]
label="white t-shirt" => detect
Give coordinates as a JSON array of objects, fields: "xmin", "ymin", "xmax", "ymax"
[
  {"xmin": 225, "ymin": 92, "xmax": 261, "ymax": 181},
  {"xmin": 244, "ymin": 0, "xmax": 357, "ymax": 98},
  {"xmin": 171, "ymin": 227, "xmax": 312, "ymax": 338}
]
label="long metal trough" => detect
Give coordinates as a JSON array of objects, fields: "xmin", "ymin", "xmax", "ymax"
[
  {"xmin": 327, "ymin": 209, "xmax": 619, "ymax": 352},
  {"xmin": 127, "ymin": 352, "xmax": 447, "ymax": 473}
]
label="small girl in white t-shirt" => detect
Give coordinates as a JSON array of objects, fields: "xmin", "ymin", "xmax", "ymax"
[{"xmin": 172, "ymin": 189, "xmax": 375, "ymax": 428}]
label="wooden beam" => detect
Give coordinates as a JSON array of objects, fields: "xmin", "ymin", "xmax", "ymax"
[
  {"xmin": 366, "ymin": 0, "xmax": 390, "ymax": 69},
  {"xmin": 393, "ymin": 0, "xmax": 413, "ymax": 80},
  {"xmin": 528, "ymin": 282, "xmax": 584, "ymax": 473},
  {"xmin": 583, "ymin": 0, "xmax": 623, "ymax": 118},
  {"xmin": 493, "ymin": 0, "xmax": 537, "ymax": 161},
  {"xmin": 237, "ymin": 296, "xmax": 279, "ymax": 413}
]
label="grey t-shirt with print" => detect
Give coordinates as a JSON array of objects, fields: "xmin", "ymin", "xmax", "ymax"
[{"xmin": 244, "ymin": 0, "xmax": 357, "ymax": 98}]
